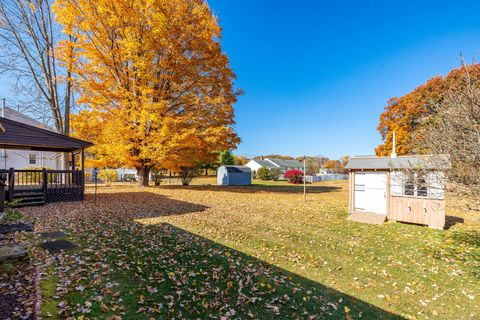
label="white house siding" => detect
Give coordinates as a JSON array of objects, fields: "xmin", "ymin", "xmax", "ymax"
[
  {"xmin": 115, "ymin": 168, "xmax": 138, "ymax": 181},
  {"xmin": 245, "ymin": 160, "xmax": 264, "ymax": 173},
  {"xmin": 0, "ymin": 149, "xmax": 61, "ymax": 169}
]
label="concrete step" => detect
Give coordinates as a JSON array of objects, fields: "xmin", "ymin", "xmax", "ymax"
[
  {"xmin": 0, "ymin": 245, "xmax": 28, "ymax": 261},
  {"xmin": 0, "ymin": 222, "xmax": 34, "ymax": 234},
  {"xmin": 349, "ymin": 212, "xmax": 387, "ymax": 225}
]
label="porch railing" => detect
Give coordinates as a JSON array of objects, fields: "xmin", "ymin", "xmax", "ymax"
[{"xmin": 0, "ymin": 168, "xmax": 85, "ymax": 203}]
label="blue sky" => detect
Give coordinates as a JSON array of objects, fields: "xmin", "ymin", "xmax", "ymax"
[
  {"xmin": 0, "ymin": 1, "xmax": 479, "ymax": 160},
  {"xmin": 208, "ymin": 0, "xmax": 480, "ymax": 159}
]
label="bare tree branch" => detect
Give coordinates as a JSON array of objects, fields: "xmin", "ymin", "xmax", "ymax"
[{"xmin": 0, "ymin": 0, "xmax": 75, "ymax": 134}]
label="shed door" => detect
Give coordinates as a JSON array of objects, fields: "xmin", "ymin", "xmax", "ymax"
[{"xmin": 354, "ymin": 172, "xmax": 387, "ymax": 215}]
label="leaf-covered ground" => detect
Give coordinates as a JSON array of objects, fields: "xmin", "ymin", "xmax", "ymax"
[{"xmin": 12, "ymin": 179, "xmax": 480, "ymax": 319}]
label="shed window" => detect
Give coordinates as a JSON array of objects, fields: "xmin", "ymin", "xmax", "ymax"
[
  {"xmin": 403, "ymin": 172, "xmax": 429, "ymax": 198},
  {"xmin": 404, "ymin": 173, "xmax": 415, "ymax": 196},
  {"xmin": 417, "ymin": 175, "xmax": 428, "ymax": 197},
  {"xmin": 29, "ymin": 154, "xmax": 37, "ymax": 165}
]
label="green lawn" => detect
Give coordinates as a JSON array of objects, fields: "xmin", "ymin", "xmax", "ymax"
[{"xmin": 19, "ymin": 179, "xmax": 480, "ymax": 319}]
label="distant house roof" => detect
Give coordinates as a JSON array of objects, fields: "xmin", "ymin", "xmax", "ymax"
[
  {"xmin": 222, "ymin": 165, "xmax": 252, "ymax": 173},
  {"xmin": 266, "ymin": 158, "xmax": 303, "ymax": 169},
  {"xmin": 253, "ymin": 159, "xmax": 278, "ymax": 169},
  {"xmin": 0, "ymin": 117, "xmax": 93, "ymax": 152},
  {"xmin": 345, "ymin": 155, "xmax": 451, "ymax": 170},
  {"xmin": 2, "ymin": 107, "xmax": 54, "ymax": 130}
]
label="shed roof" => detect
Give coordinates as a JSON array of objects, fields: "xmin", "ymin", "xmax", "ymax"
[
  {"xmin": 0, "ymin": 117, "xmax": 93, "ymax": 152},
  {"xmin": 221, "ymin": 165, "xmax": 252, "ymax": 173},
  {"xmin": 345, "ymin": 155, "xmax": 451, "ymax": 170}
]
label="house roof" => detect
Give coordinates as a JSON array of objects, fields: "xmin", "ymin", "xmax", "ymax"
[
  {"xmin": 266, "ymin": 158, "xmax": 303, "ymax": 169},
  {"xmin": 345, "ymin": 155, "xmax": 451, "ymax": 170},
  {"xmin": 254, "ymin": 159, "xmax": 278, "ymax": 169},
  {"xmin": 3, "ymin": 107, "xmax": 53, "ymax": 129},
  {"xmin": 221, "ymin": 165, "xmax": 252, "ymax": 173},
  {"xmin": 0, "ymin": 117, "xmax": 93, "ymax": 152}
]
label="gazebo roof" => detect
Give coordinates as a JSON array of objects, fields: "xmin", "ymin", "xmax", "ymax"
[{"xmin": 0, "ymin": 117, "xmax": 92, "ymax": 152}]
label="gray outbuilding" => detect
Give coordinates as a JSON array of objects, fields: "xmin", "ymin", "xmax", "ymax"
[{"xmin": 217, "ymin": 166, "xmax": 252, "ymax": 186}]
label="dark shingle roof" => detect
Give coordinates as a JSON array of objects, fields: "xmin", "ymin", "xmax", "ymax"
[
  {"xmin": 266, "ymin": 158, "xmax": 303, "ymax": 169},
  {"xmin": 345, "ymin": 155, "xmax": 451, "ymax": 170},
  {"xmin": 0, "ymin": 117, "xmax": 93, "ymax": 152},
  {"xmin": 255, "ymin": 160, "xmax": 278, "ymax": 169},
  {"xmin": 222, "ymin": 165, "xmax": 251, "ymax": 173}
]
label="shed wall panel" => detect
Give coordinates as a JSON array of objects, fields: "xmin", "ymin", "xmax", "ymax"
[{"xmin": 389, "ymin": 196, "xmax": 445, "ymax": 229}]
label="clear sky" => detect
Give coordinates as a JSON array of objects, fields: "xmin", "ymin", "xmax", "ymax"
[
  {"xmin": 0, "ymin": 1, "xmax": 479, "ymax": 160},
  {"xmin": 208, "ymin": 0, "xmax": 480, "ymax": 159}
]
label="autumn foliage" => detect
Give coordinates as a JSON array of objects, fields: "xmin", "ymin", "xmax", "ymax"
[
  {"xmin": 54, "ymin": 0, "xmax": 239, "ymax": 185},
  {"xmin": 376, "ymin": 64, "xmax": 480, "ymax": 156},
  {"xmin": 284, "ymin": 169, "xmax": 304, "ymax": 184}
]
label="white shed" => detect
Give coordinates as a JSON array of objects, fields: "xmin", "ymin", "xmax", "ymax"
[{"xmin": 345, "ymin": 154, "xmax": 451, "ymax": 229}]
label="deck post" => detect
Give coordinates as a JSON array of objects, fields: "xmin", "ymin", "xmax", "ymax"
[
  {"xmin": 71, "ymin": 152, "xmax": 75, "ymax": 171},
  {"xmin": 8, "ymin": 167, "xmax": 14, "ymax": 202},
  {"xmin": 71, "ymin": 152, "xmax": 76, "ymax": 186},
  {"xmin": 81, "ymin": 148, "xmax": 85, "ymax": 171},
  {"xmin": 0, "ymin": 180, "xmax": 5, "ymax": 215},
  {"xmin": 42, "ymin": 168, "xmax": 47, "ymax": 203},
  {"xmin": 81, "ymin": 148, "xmax": 85, "ymax": 200}
]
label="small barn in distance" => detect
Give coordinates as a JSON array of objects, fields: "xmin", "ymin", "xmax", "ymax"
[
  {"xmin": 345, "ymin": 153, "xmax": 450, "ymax": 229},
  {"xmin": 217, "ymin": 166, "xmax": 252, "ymax": 186}
]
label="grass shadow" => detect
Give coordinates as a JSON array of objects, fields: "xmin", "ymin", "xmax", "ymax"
[
  {"xmin": 444, "ymin": 215, "xmax": 465, "ymax": 229},
  {"xmin": 84, "ymin": 192, "xmax": 209, "ymax": 219},
  {"xmin": 63, "ymin": 217, "xmax": 405, "ymax": 319},
  {"xmin": 157, "ymin": 223, "xmax": 404, "ymax": 318}
]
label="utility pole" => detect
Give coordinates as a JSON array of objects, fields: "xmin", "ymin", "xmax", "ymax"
[
  {"xmin": 93, "ymin": 167, "xmax": 98, "ymax": 206},
  {"xmin": 303, "ymin": 155, "xmax": 306, "ymax": 203}
]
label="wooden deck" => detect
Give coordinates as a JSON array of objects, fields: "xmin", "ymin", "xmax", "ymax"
[
  {"xmin": 1, "ymin": 168, "xmax": 85, "ymax": 206},
  {"xmin": 348, "ymin": 212, "xmax": 387, "ymax": 225}
]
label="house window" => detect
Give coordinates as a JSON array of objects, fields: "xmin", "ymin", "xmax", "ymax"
[{"xmin": 29, "ymin": 154, "xmax": 37, "ymax": 165}]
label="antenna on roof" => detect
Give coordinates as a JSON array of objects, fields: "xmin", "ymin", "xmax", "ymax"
[{"xmin": 391, "ymin": 131, "xmax": 397, "ymax": 158}]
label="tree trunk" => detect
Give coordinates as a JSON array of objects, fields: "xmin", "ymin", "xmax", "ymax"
[{"xmin": 138, "ymin": 167, "xmax": 151, "ymax": 187}]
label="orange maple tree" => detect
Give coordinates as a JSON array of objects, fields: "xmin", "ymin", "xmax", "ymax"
[
  {"xmin": 376, "ymin": 64, "xmax": 480, "ymax": 156},
  {"xmin": 54, "ymin": 0, "xmax": 239, "ymax": 185}
]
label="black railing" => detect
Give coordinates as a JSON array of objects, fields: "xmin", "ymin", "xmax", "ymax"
[{"xmin": 0, "ymin": 168, "xmax": 85, "ymax": 203}]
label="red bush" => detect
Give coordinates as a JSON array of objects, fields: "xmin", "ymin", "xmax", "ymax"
[{"xmin": 284, "ymin": 169, "xmax": 304, "ymax": 184}]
